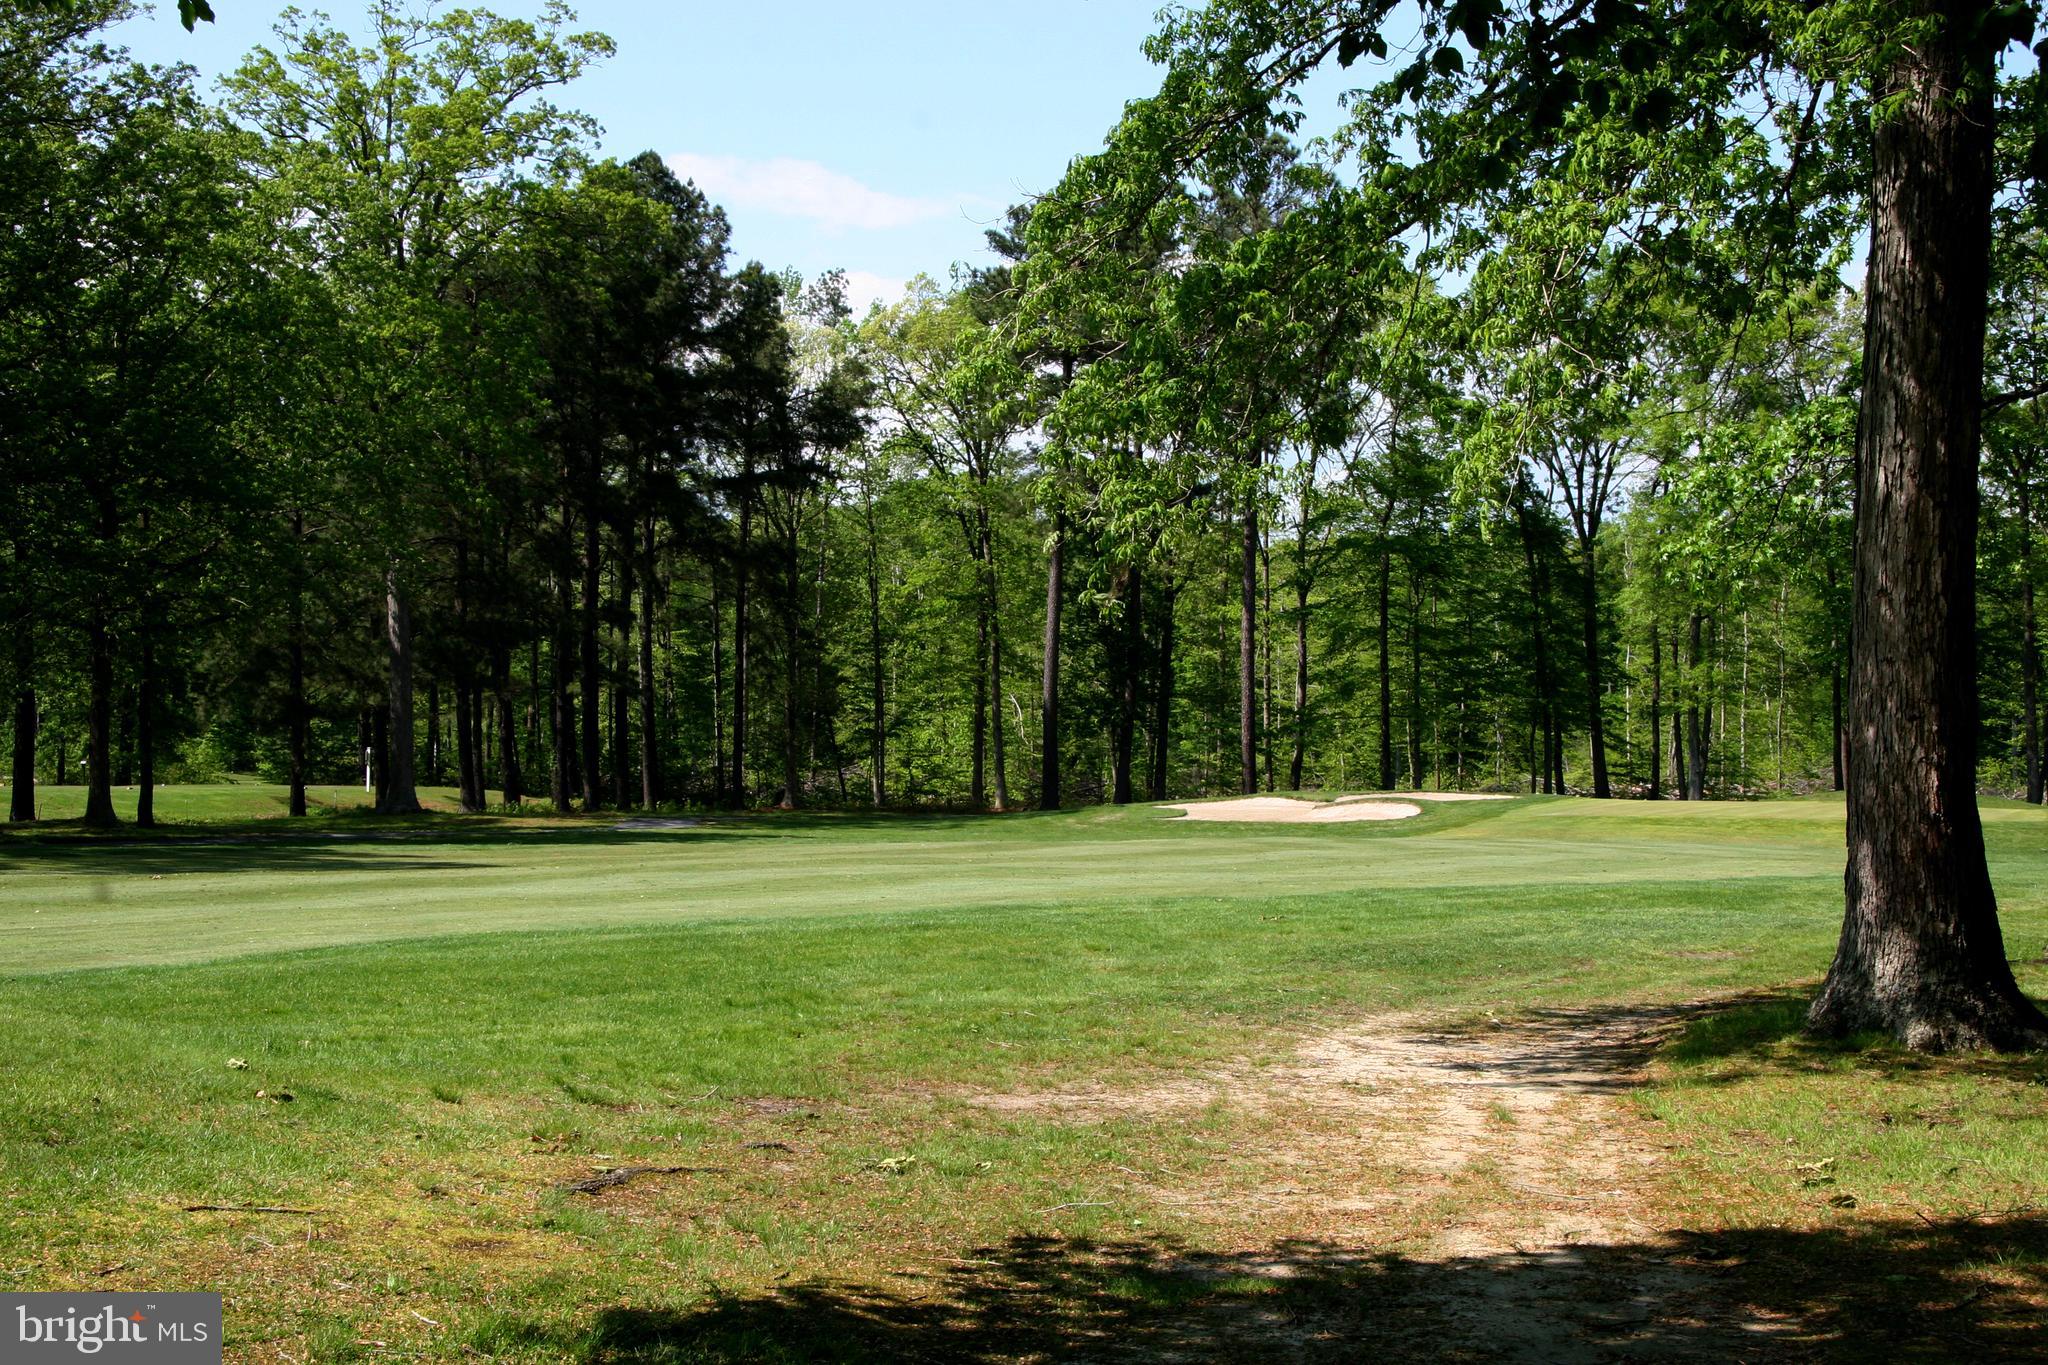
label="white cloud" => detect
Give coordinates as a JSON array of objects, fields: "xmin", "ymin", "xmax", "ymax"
[
  {"xmin": 667, "ymin": 153, "xmax": 954, "ymax": 232},
  {"xmin": 841, "ymin": 270, "xmax": 909, "ymax": 316}
]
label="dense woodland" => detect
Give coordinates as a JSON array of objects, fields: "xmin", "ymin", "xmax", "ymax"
[{"xmin": 2, "ymin": 0, "xmax": 2044, "ymax": 834}]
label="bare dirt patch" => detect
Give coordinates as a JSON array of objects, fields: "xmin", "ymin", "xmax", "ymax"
[{"xmin": 966, "ymin": 1000, "xmax": 1805, "ymax": 1358}]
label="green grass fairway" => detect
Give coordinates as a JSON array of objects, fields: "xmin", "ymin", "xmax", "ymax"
[
  {"xmin": 2, "ymin": 788, "xmax": 2044, "ymax": 1360},
  {"xmin": 14, "ymin": 790, "xmax": 2039, "ymax": 976}
]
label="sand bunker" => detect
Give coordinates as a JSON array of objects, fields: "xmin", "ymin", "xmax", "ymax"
[
  {"xmin": 1162, "ymin": 789, "xmax": 1513, "ymax": 823},
  {"xmin": 1161, "ymin": 796, "xmax": 1423, "ymax": 823},
  {"xmin": 1334, "ymin": 791, "xmax": 1511, "ymax": 803}
]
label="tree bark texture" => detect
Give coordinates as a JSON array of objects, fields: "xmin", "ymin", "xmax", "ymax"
[
  {"xmin": 1810, "ymin": 9, "xmax": 2048, "ymax": 1050},
  {"xmin": 2019, "ymin": 476, "xmax": 2041, "ymax": 804}
]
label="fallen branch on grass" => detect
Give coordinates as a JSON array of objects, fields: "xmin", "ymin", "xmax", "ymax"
[
  {"xmin": 181, "ymin": 1204, "xmax": 322, "ymax": 1215},
  {"xmin": 1914, "ymin": 1203, "xmax": 2039, "ymax": 1226},
  {"xmin": 556, "ymin": 1165, "xmax": 728, "ymax": 1194}
]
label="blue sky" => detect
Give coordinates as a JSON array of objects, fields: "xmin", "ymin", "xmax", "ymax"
[{"xmin": 110, "ymin": 1, "xmax": 1182, "ymax": 313}]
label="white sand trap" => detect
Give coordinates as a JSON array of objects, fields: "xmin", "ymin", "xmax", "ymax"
[
  {"xmin": 1161, "ymin": 796, "xmax": 1422, "ymax": 824},
  {"xmin": 1334, "ymin": 791, "xmax": 1512, "ymax": 803},
  {"xmin": 613, "ymin": 817, "xmax": 701, "ymax": 831}
]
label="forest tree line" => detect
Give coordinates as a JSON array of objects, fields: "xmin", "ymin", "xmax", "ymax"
[{"xmin": 4, "ymin": 0, "xmax": 2045, "ymax": 832}]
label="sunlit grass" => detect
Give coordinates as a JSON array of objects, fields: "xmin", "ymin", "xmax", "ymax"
[{"xmin": 0, "ymin": 785, "xmax": 2042, "ymax": 1358}]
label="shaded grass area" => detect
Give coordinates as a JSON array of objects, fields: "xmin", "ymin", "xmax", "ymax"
[
  {"xmin": 1647, "ymin": 993, "xmax": 2048, "ymax": 1224},
  {"xmin": 450, "ymin": 1221, "xmax": 2048, "ymax": 1364},
  {"xmin": 13, "ymin": 779, "xmax": 475, "ymax": 823},
  {"xmin": 1, "ymin": 789, "xmax": 2044, "ymax": 1359}
]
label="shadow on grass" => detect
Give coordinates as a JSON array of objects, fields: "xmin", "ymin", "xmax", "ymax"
[
  {"xmin": 0, "ymin": 821, "xmax": 783, "ymax": 877},
  {"xmin": 461, "ymin": 1217, "xmax": 2048, "ymax": 1363},
  {"xmin": 1660, "ymin": 991, "xmax": 2048, "ymax": 1088},
  {"xmin": 0, "ymin": 800, "xmax": 1343, "ymax": 876}
]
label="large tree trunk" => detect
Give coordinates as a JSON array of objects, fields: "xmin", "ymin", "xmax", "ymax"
[
  {"xmin": 377, "ymin": 564, "xmax": 423, "ymax": 814},
  {"xmin": 1579, "ymin": 538, "xmax": 1611, "ymax": 797},
  {"xmin": 2019, "ymin": 475, "xmax": 2041, "ymax": 804},
  {"xmin": 1810, "ymin": 13, "xmax": 2048, "ymax": 1051},
  {"xmin": 1149, "ymin": 578, "xmax": 1178, "ymax": 801},
  {"xmin": 1239, "ymin": 498, "xmax": 1258, "ymax": 793},
  {"xmin": 83, "ymin": 600, "xmax": 117, "ymax": 826},
  {"xmin": 639, "ymin": 516, "xmax": 661, "ymax": 809},
  {"xmin": 1039, "ymin": 512, "xmax": 1063, "ymax": 811},
  {"xmin": 11, "ymin": 605, "xmax": 36, "ymax": 822},
  {"xmin": 1843, "ymin": 556, "xmax": 1859, "ymax": 794}
]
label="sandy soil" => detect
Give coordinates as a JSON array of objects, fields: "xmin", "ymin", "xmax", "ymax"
[
  {"xmin": 966, "ymin": 1000, "xmax": 1796, "ymax": 1358},
  {"xmin": 1160, "ymin": 796, "xmax": 1424, "ymax": 823}
]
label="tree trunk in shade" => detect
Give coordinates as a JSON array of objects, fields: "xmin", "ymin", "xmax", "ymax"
[{"xmin": 1810, "ymin": 6, "xmax": 2048, "ymax": 1051}]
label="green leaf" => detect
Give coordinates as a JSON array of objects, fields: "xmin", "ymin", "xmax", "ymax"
[{"xmin": 177, "ymin": 0, "xmax": 217, "ymax": 31}]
